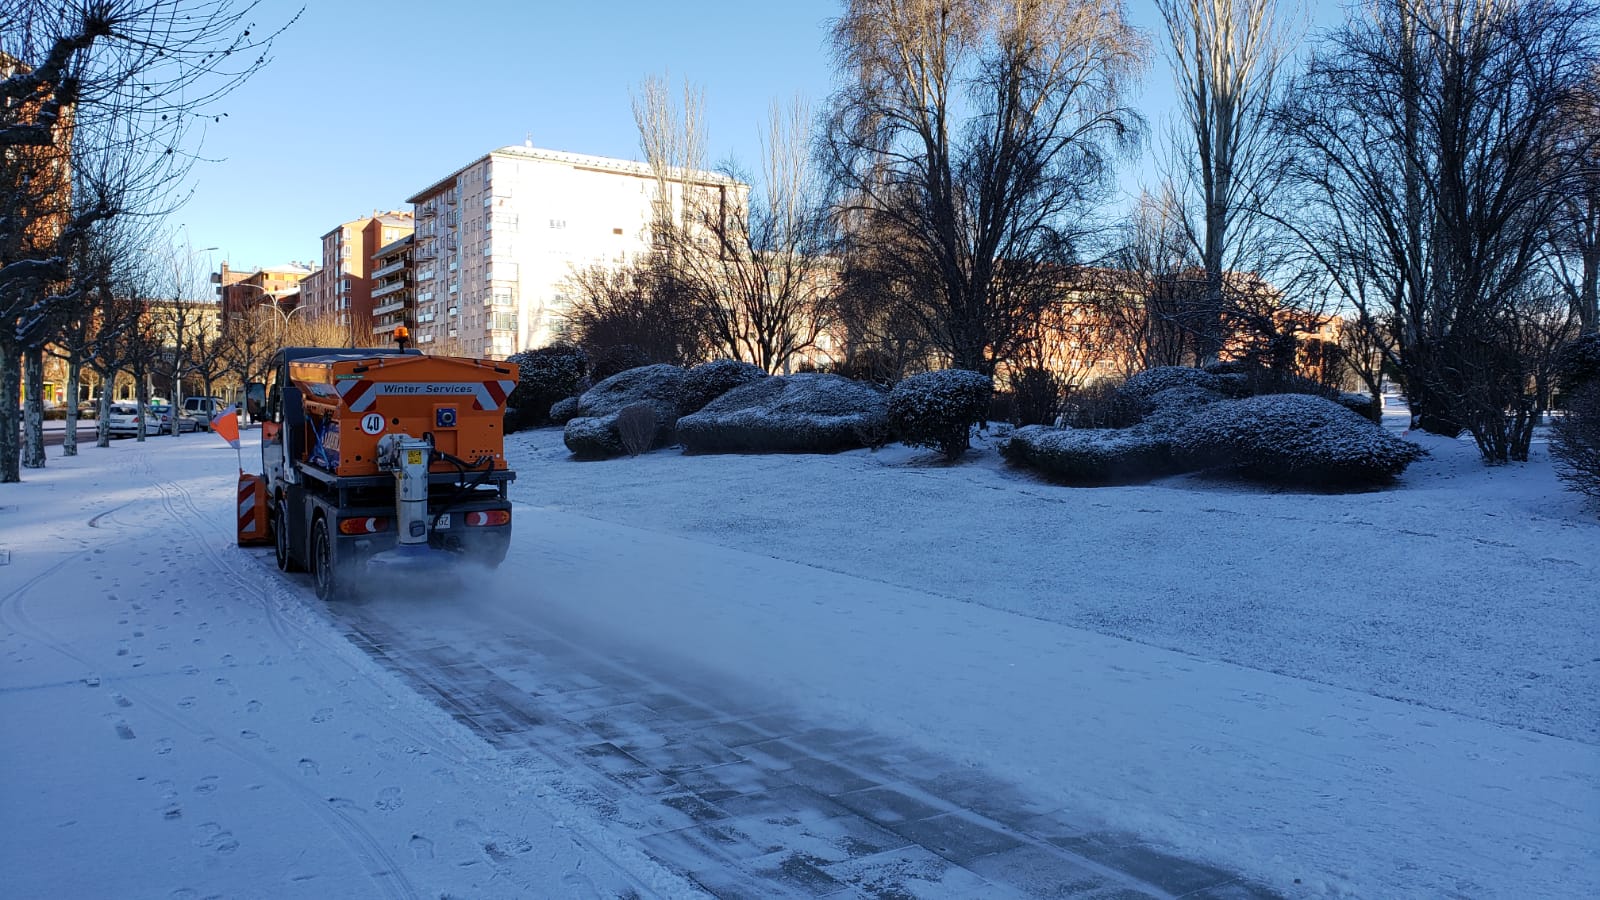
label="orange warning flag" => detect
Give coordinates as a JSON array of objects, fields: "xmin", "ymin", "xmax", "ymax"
[{"xmin": 211, "ymin": 408, "xmax": 241, "ymax": 449}]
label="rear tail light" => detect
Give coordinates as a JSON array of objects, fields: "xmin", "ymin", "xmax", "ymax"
[
  {"xmin": 463, "ymin": 510, "xmax": 510, "ymax": 527},
  {"xmin": 338, "ymin": 517, "xmax": 390, "ymax": 535}
]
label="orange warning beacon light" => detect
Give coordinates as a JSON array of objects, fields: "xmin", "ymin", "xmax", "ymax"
[{"xmin": 394, "ymin": 324, "xmax": 411, "ymax": 351}]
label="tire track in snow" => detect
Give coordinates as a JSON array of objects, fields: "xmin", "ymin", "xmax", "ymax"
[
  {"xmin": 43, "ymin": 450, "xmax": 415, "ymax": 900},
  {"xmin": 140, "ymin": 450, "xmax": 679, "ymax": 897}
]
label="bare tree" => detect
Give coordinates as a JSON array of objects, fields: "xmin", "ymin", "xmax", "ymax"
[
  {"xmin": 0, "ymin": 0, "xmax": 293, "ymax": 480},
  {"xmin": 665, "ymin": 98, "xmax": 838, "ymax": 373},
  {"xmin": 823, "ymin": 0, "xmax": 1145, "ymax": 376},
  {"xmin": 1091, "ymin": 188, "xmax": 1202, "ymax": 375},
  {"xmin": 561, "ymin": 261, "xmax": 707, "ymax": 369},
  {"xmin": 1157, "ymin": 0, "xmax": 1296, "ymax": 363},
  {"xmin": 1549, "ymin": 63, "xmax": 1600, "ymax": 333},
  {"xmin": 220, "ymin": 304, "xmax": 275, "ymax": 407},
  {"xmin": 1281, "ymin": 0, "xmax": 1597, "ymax": 460}
]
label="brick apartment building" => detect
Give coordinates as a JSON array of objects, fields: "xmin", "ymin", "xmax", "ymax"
[{"xmin": 297, "ymin": 212, "xmax": 413, "ymax": 345}]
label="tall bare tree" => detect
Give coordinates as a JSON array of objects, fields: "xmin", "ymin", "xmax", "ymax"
[
  {"xmin": 1549, "ymin": 63, "xmax": 1600, "ymax": 333},
  {"xmin": 1, "ymin": 0, "xmax": 292, "ymax": 480},
  {"xmin": 666, "ymin": 98, "xmax": 838, "ymax": 373},
  {"xmin": 1281, "ymin": 0, "xmax": 1597, "ymax": 461},
  {"xmin": 1157, "ymin": 0, "xmax": 1295, "ymax": 364},
  {"xmin": 823, "ymin": 0, "xmax": 1145, "ymax": 376}
]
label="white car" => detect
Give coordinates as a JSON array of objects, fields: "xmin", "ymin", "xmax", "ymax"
[
  {"xmin": 106, "ymin": 403, "xmax": 195, "ymax": 436},
  {"xmin": 106, "ymin": 403, "xmax": 162, "ymax": 437}
]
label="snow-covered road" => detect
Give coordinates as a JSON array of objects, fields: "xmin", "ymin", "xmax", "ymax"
[{"xmin": 2, "ymin": 426, "xmax": 1596, "ymax": 898}]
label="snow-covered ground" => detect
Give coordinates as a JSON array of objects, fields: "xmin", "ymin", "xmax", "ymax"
[{"xmin": 1, "ymin": 417, "xmax": 1596, "ymax": 898}]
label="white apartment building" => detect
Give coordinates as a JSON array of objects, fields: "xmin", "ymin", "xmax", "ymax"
[{"xmin": 404, "ymin": 143, "xmax": 739, "ymax": 358}]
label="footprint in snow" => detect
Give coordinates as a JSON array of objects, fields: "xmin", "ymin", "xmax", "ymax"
[
  {"xmin": 114, "ymin": 722, "xmax": 135, "ymax": 740},
  {"xmin": 409, "ymin": 834, "xmax": 434, "ymax": 859},
  {"xmin": 213, "ymin": 677, "xmax": 236, "ymax": 696},
  {"xmin": 375, "ymin": 787, "xmax": 404, "ymax": 811},
  {"xmin": 111, "ymin": 693, "xmax": 133, "ymax": 708},
  {"xmin": 176, "ymin": 696, "xmax": 196, "ymax": 710},
  {"xmin": 155, "ymin": 738, "xmax": 174, "ymax": 756},
  {"xmin": 179, "ymin": 664, "xmax": 198, "ymax": 676},
  {"xmin": 245, "ymin": 700, "xmax": 261, "ymax": 714},
  {"xmin": 194, "ymin": 776, "xmax": 218, "ymax": 795},
  {"xmin": 311, "ymin": 707, "xmax": 334, "ymax": 724},
  {"xmin": 297, "ymin": 758, "xmax": 319, "ymax": 776}
]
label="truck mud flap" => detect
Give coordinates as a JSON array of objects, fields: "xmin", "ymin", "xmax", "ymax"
[{"xmin": 237, "ymin": 473, "xmax": 271, "ymax": 547}]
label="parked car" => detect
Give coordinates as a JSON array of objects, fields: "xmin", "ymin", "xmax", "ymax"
[
  {"xmin": 149, "ymin": 403, "xmax": 197, "ymax": 434},
  {"xmin": 106, "ymin": 403, "xmax": 162, "ymax": 437},
  {"xmin": 181, "ymin": 396, "xmax": 228, "ymax": 431}
]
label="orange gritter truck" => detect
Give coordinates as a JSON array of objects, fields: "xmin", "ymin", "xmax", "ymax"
[{"xmin": 242, "ymin": 345, "xmax": 519, "ymax": 600}]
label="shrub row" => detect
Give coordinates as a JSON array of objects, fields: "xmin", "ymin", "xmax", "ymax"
[{"xmin": 1003, "ymin": 392, "xmax": 1424, "ymax": 487}]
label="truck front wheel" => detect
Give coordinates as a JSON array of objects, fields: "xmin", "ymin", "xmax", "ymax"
[{"xmin": 274, "ymin": 500, "xmax": 302, "ymax": 573}]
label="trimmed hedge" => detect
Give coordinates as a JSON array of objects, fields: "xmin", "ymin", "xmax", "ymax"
[
  {"xmin": 887, "ymin": 369, "xmax": 993, "ymax": 460},
  {"xmin": 506, "ymin": 344, "xmax": 588, "ymax": 431},
  {"xmin": 680, "ymin": 359, "xmax": 768, "ymax": 416},
  {"xmin": 1001, "ymin": 425, "xmax": 1174, "ymax": 484},
  {"xmin": 1174, "ymin": 394, "xmax": 1425, "ymax": 485},
  {"xmin": 548, "ymin": 396, "xmax": 580, "ymax": 425},
  {"xmin": 677, "ymin": 373, "xmax": 889, "ymax": 454},
  {"xmin": 1121, "ymin": 366, "xmax": 1226, "ymax": 400},
  {"xmin": 562, "ymin": 364, "xmax": 686, "ymax": 458}
]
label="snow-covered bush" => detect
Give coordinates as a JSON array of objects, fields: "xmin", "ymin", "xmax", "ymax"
[
  {"xmin": 548, "ymin": 396, "xmax": 580, "ymax": 425},
  {"xmin": 888, "ymin": 369, "xmax": 993, "ymax": 459},
  {"xmin": 576, "ymin": 364, "xmax": 685, "ymax": 422},
  {"xmin": 562, "ymin": 364, "xmax": 686, "ymax": 458},
  {"xmin": 505, "ymin": 344, "xmax": 588, "ymax": 431},
  {"xmin": 1556, "ymin": 333, "xmax": 1600, "ymax": 394},
  {"xmin": 679, "ymin": 359, "xmax": 767, "ymax": 416},
  {"xmin": 1121, "ymin": 366, "xmax": 1225, "ymax": 401},
  {"xmin": 562, "ymin": 415, "xmax": 626, "ymax": 458},
  {"xmin": 1336, "ymin": 391, "xmax": 1380, "ymax": 422},
  {"xmin": 1060, "ymin": 377, "xmax": 1143, "ymax": 429},
  {"xmin": 1146, "ymin": 385, "xmax": 1227, "ymax": 411},
  {"xmin": 677, "ymin": 373, "xmax": 889, "ymax": 454},
  {"xmin": 1001, "ymin": 425, "xmax": 1174, "ymax": 484},
  {"xmin": 1140, "ymin": 384, "xmax": 1231, "ymax": 434},
  {"xmin": 1174, "ymin": 394, "xmax": 1425, "ymax": 485}
]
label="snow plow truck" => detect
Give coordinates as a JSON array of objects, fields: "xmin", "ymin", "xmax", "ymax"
[{"xmin": 241, "ymin": 344, "xmax": 519, "ymax": 601}]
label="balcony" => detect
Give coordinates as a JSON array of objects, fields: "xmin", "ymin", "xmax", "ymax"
[
  {"xmin": 372, "ymin": 299, "xmax": 407, "ymax": 317},
  {"xmin": 371, "ymin": 259, "xmax": 408, "ymax": 279},
  {"xmin": 372, "ymin": 320, "xmax": 403, "ymax": 336},
  {"xmin": 371, "ymin": 280, "xmax": 407, "ymax": 300}
]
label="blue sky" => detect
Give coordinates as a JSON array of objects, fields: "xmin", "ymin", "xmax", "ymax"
[{"xmin": 178, "ymin": 0, "xmax": 1341, "ymax": 278}]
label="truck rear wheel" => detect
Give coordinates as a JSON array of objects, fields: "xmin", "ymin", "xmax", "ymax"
[
  {"xmin": 312, "ymin": 517, "xmax": 338, "ymax": 601},
  {"xmin": 274, "ymin": 500, "xmax": 302, "ymax": 572}
]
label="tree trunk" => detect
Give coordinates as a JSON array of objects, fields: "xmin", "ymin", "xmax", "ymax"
[
  {"xmin": 0, "ymin": 337, "xmax": 20, "ymax": 482},
  {"xmin": 63, "ymin": 354, "xmax": 82, "ymax": 457},
  {"xmin": 23, "ymin": 347, "xmax": 46, "ymax": 469},
  {"xmin": 1582, "ymin": 243, "xmax": 1599, "ymax": 335},
  {"xmin": 136, "ymin": 378, "xmax": 149, "ymax": 442},
  {"xmin": 97, "ymin": 379, "xmax": 113, "ymax": 448}
]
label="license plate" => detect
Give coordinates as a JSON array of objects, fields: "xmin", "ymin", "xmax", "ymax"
[
  {"xmin": 407, "ymin": 449, "xmax": 423, "ymax": 465},
  {"xmin": 435, "ymin": 513, "xmax": 450, "ymax": 529}
]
